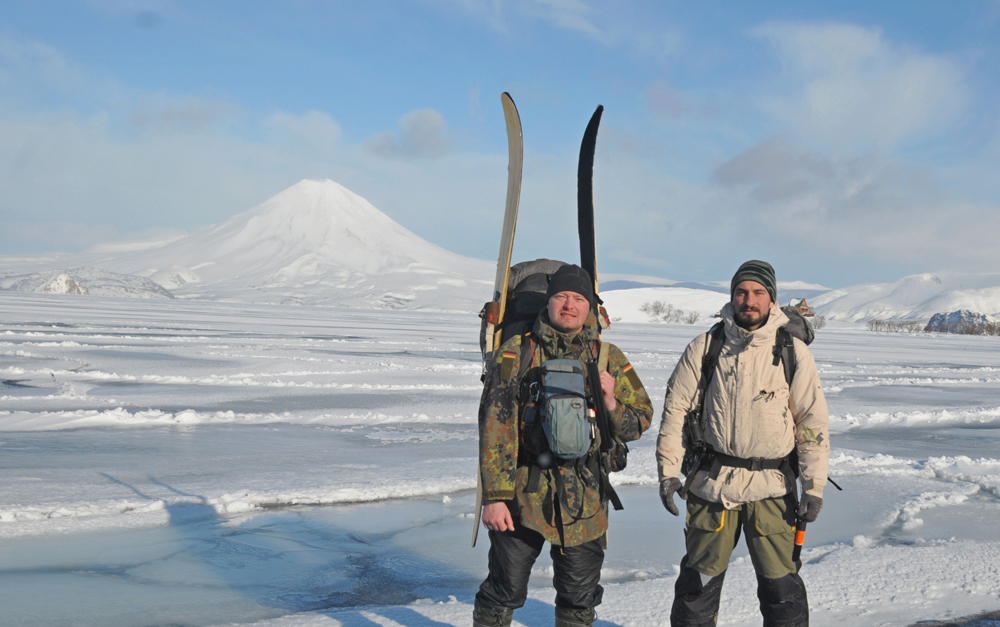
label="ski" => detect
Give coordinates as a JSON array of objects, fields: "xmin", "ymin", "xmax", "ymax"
[
  {"xmin": 473, "ymin": 91, "xmax": 523, "ymax": 547},
  {"xmin": 577, "ymin": 105, "xmax": 605, "ymax": 323}
]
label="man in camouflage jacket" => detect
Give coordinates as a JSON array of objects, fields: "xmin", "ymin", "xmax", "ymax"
[{"xmin": 474, "ymin": 264, "xmax": 653, "ymax": 627}]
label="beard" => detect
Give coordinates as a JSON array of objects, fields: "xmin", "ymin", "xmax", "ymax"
[{"xmin": 734, "ymin": 305, "xmax": 768, "ymax": 329}]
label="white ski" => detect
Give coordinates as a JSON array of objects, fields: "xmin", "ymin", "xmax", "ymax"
[{"xmin": 473, "ymin": 92, "xmax": 523, "ymax": 548}]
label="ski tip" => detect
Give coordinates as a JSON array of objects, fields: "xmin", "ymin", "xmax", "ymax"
[{"xmin": 587, "ymin": 105, "xmax": 604, "ymax": 128}]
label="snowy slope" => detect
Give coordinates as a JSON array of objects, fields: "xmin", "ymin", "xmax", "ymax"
[
  {"xmin": 812, "ymin": 272, "xmax": 1000, "ymax": 322},
  {"xmin": 601, "ymin": 286, "xmax": 730, "ymax": 324},
  {"xmin": 0, "ymin": 179, "xmax": 493, "ymax": 311}
]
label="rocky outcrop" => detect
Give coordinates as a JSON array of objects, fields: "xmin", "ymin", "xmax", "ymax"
[{"xmin": 925, "ymin": 310, "xmax": 1000, "ymax": 334}]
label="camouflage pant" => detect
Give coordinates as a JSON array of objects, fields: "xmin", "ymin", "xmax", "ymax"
[{"xmin": 670, "ymin": 493, "xmax": 808, "ymax": 627}]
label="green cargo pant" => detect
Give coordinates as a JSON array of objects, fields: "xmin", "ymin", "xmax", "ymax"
[{"xmin": 684, "ymin": 493, "xmax": 798, "ymax": 579}]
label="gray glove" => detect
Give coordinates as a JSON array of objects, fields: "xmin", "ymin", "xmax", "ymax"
[
  {"xmin": 797, "ymin": 493, "xmax": 822, "ymax": 523},
  {"xmin": 659, "ymin": 477, "xmax": 686, "ymax": 516}
]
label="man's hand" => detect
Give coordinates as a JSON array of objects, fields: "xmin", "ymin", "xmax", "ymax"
[
  {"xmin": 598, "ymin": 370, "xmax": 617, "ymax": 411},
  {"xmin": 797, "ymin": 494, "xmax": 822, "ymax": 523},
  {"xmin": 482, "ymin": 501, "xmax": 515, "ymax": 532},
  {"xmin": 659, "ymin": 477, "xmax": 686, "ymax": 516}
]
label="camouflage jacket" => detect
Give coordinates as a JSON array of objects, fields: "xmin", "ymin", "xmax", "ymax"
[{"xmin": 478, "ymin": 311, "xmax": 653, "ymax": 546}]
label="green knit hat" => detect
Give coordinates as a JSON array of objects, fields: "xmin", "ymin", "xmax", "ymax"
[{"xmin": 731, "ymin": 260, "xmax": 777, "ymax": 303}]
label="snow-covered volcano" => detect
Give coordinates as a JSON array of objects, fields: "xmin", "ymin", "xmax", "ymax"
[{"xmin": 5, "ymin": 180, "xmax": 494, "ymax": 311}]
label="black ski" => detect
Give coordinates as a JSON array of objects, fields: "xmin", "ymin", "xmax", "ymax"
[{"xmin": 577, "ymin": 105, "xmax": 603, "ymax": 303}]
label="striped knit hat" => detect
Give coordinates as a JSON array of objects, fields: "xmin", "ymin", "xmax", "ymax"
[{"xmin": 730, "ymin": 260, "xmax": 776, "ymax": 303}]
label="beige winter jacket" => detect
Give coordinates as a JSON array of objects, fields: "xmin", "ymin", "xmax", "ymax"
[{"xmin": 656, "ymin": 302, "xmax": 829, "ymax": 508}]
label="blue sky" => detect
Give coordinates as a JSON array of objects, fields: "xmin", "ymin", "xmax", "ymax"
[{"xmin": 2, "ymin": 1, "xmax": 999, "ymax": 287}]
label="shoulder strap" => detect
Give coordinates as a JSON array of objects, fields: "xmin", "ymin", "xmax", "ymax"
[
  {"xmin": 696, "ymin": 323, "xmax": 726, "ymax": 415},
  {"xmin": 701, "ymin": 323, "xmax": 725, "ymax": 389},
  {"xmin": 773, "ymin": 327, "xmax": 796, "ymax": 386},
  {"xmin": 517, "ymin": 333, "xmax": 535, "ymax": 381},
  {"xmin": 597, "ymin": 341, "xmax": 610, "ymax": 372}
]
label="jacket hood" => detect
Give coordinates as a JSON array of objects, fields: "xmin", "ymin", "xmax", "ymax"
[
  {"xmin": 721, "ymin": 301, "xmax": 789, "ymax": 348},
  {"xmin": 533, "ymin": 310, "xmax": 599, "ymax": 358}
]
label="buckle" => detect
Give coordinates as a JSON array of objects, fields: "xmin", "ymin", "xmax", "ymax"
[{"xmin": 749, "ymin": 457, "xmax": 765, "ymax": 472}]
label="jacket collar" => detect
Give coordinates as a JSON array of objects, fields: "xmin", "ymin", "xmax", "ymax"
[
  {"xmin": 532, "ymin": 310, "xmax": 599, "ymax": 359},
  {"xmin": 721, "ymin": 301, "xmax": 788, "ymax": 349}
]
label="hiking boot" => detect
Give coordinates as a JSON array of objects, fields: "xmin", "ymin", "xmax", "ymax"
[
  {"xmin": 473, "ymin": 602, "xmax": 513, "ymax": 627},
  {"xmin": 555, "ymin": 606, "xmax": 596, "ymax": 627}
]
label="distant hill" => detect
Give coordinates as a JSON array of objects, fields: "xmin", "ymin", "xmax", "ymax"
[
  {"xmin": 812, "ymin": 272, "xmax": 1000, "ymax": 321},
  {"xmin": 0, "ymin": 267, "xmax": 174, "ymax": 299}
]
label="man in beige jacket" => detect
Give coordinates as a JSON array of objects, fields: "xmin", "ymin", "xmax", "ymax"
[{"xmin": 656, "ymin": 260, "xmax": 829, "ymax": 627}]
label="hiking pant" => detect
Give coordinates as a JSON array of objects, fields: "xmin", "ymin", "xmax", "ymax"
[
  {"xmin": 671, "ymin": 493, "xmax": 808, "ymax": 627},
  {"xmin": 475, "ymin": 522, "xmax": 605, "ymax": 612}
]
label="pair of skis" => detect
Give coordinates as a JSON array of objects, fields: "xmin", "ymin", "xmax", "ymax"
[{"xmin": 473, "ymin": 93, "xmax": 605, "ymax": 547}]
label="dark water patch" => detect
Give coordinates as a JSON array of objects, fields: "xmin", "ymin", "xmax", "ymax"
[{"xmin": 835, "ymin": 427, "xmax": 1000, "ymax": 459}]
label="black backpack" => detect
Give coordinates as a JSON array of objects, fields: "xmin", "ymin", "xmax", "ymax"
[{"xmin": 479, "ymin": 258, "xmax": 568, "ymax": 356}]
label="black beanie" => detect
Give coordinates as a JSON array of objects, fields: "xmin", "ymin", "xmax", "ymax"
[
  {"xmin": 546, "ymin": 264, "xmax": 594, "ymax": 303},
  {"xmin": 730, "ymin": 260, "xmax": 777, "ymax": 303}
]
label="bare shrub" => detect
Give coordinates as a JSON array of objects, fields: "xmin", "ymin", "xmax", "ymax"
[
  {"xmin": 868, "ymin": 319, "xmax": 923, "ymax": 333},
  {"xmin": 983, "ymin": 321, "xmax": 1000, "ymax": 336},
  {"xmin": 812, "ymin": 315, "xmax": 826, "ymax": 330},
  {"xmin": 640, "ymin": 301, "xmax": 667, "ymax": 318},
  {"xmin": 639, "ymin": 301, "xmax": 701, "ymax": 324}
]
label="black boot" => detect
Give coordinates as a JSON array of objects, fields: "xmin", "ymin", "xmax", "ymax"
[
  {"xmin": 555, "ymin": 606, "xmax": 596, "ymax": 627},
  {"xmin": 757, "ymin": 573, "xmax": 808, "ymax": 627},
  {"xmin": 473, "ymin": 601, "xmax": 513, "ymax": 627}
]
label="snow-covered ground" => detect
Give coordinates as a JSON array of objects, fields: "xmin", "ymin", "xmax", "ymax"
[{"xmin": 1, "ymin": 291, "xmax": 999, "ymax": 627}]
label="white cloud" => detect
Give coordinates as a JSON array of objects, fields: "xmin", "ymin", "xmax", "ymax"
[
  {"xmin": 526, "ymin": 0, "xmax": 602, "ymax": 39},
  {"xmin": 711, "ymin": 137, "xmax": 1000, "ymax": 268},
  {"xmin": 268, "ymin": 110, "xmax": 342, "ymax": 152},
  {"xmin": 0, "ymin": 37, "xmax": 97, "ymax": 103},
  {"xmin": 754, "ymin": 22, "xmax": 967, "ymax": 150},
  {"xmin": 130, "ymin": 95, "xmax": 241, "ymax": 131},
  {"xmin": 365, "ymin": 109, "xmax": 450, "ymax": 160},
  {"xmin": 428, "ymin": 0, "xmax": 682, "ymax": 61},
  {"xmin": 4, "ymin": 222, "xmax": 120, "ymax": 250},
  {"xmin": 645, "ymin": 78, "xmax": 691, "ymax": 120}
]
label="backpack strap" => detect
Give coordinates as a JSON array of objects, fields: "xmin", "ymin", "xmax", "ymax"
[
  {"xmin": 773, "ymin": 327, "xmax": 796, "ymax": 387},
  {"xmin": 700, "ymin": 323, "xmax": 726, "ymax": 407},
  {"xmin": 597, "ymin": 341, "xmax": 610, "ymax": 372},
  {"xmin": 517, "ymin": 332, "xmax": 535, "ymax": 381},
  {"xmin": 681, "ymin": 323, "xmax": 725, "ymax": 481},
  {"xmin": 585, "ymin": 340, "xmax": 624, "ymax": 511}
]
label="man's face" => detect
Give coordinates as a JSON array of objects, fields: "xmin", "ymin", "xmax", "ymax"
[
  {"xmin": 547, "ymin": 290, "xmax": 591, "ymax": 335},
  {"xmin": 732, "ymin": 280, "xmax": 772, "ymax": 331}
]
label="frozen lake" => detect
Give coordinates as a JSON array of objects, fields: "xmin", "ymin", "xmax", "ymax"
[{"xmin": 1, "ymin": 292, "xmax": 999, "ymax": 626}]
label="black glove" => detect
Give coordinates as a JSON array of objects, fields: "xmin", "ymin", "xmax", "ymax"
[
  {"xmin": 659, "ymin": 477, "xmax": 686, "ymax": 516},
  {"xmin": 797, "ymin": 493, "xmax": 822, "ymax": 523}
]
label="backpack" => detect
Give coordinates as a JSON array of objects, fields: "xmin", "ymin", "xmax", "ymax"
[{"xmin": 479, "ymin": 259, "xmax": 568, "ymax": 357}]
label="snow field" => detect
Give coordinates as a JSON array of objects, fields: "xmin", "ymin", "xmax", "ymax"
[{"xmin": 1, "ymin": 293, "xmax": 1000, "ymax": 626}]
